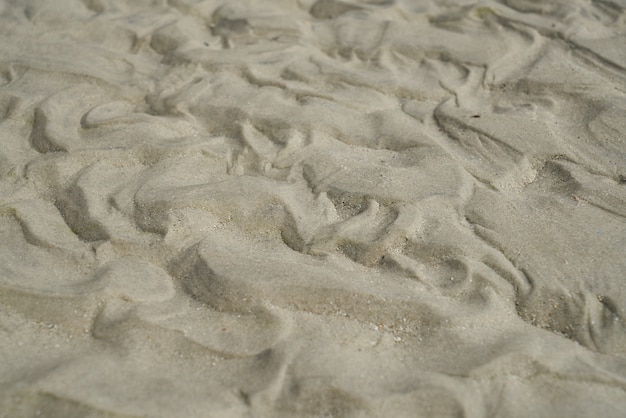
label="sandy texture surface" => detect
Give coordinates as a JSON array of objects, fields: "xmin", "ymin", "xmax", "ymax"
[{"xmin": 1, "ymin": 0, "xmax": 625, "ymax": 416}]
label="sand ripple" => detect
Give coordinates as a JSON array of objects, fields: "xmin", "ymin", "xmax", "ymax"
[{"xmin": 1, "ymin": 0, "xmax": 625, "ymax": 416}]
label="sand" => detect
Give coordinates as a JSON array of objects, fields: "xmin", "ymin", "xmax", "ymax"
[{"xmin": 0, "ymin": 0, "xmax": 625, "ymax": 416}]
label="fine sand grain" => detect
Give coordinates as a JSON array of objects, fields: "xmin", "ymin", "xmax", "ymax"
[{"xmin": 1, "ymin": 0, "xmax": 625, "ymax": 417}]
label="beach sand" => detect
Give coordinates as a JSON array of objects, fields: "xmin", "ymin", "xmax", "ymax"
[{"xmin": 0, "ymin": 0, "xmax": 625, "ymax": 416}]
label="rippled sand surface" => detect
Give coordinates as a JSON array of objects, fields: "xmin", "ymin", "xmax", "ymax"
[{"xmin": 1, "ymin": 0, "xmax": 625, "ymax": 416}]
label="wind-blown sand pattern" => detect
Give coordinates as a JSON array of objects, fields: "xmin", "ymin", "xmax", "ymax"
[{"xmin": 1, "ymin": 0, "xmax": 625, "ymax": 416}]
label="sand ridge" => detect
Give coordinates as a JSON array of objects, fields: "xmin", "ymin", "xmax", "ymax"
[{"xmin": 0, "ymin": 0, "xmax": 625, "ymax": 417}]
